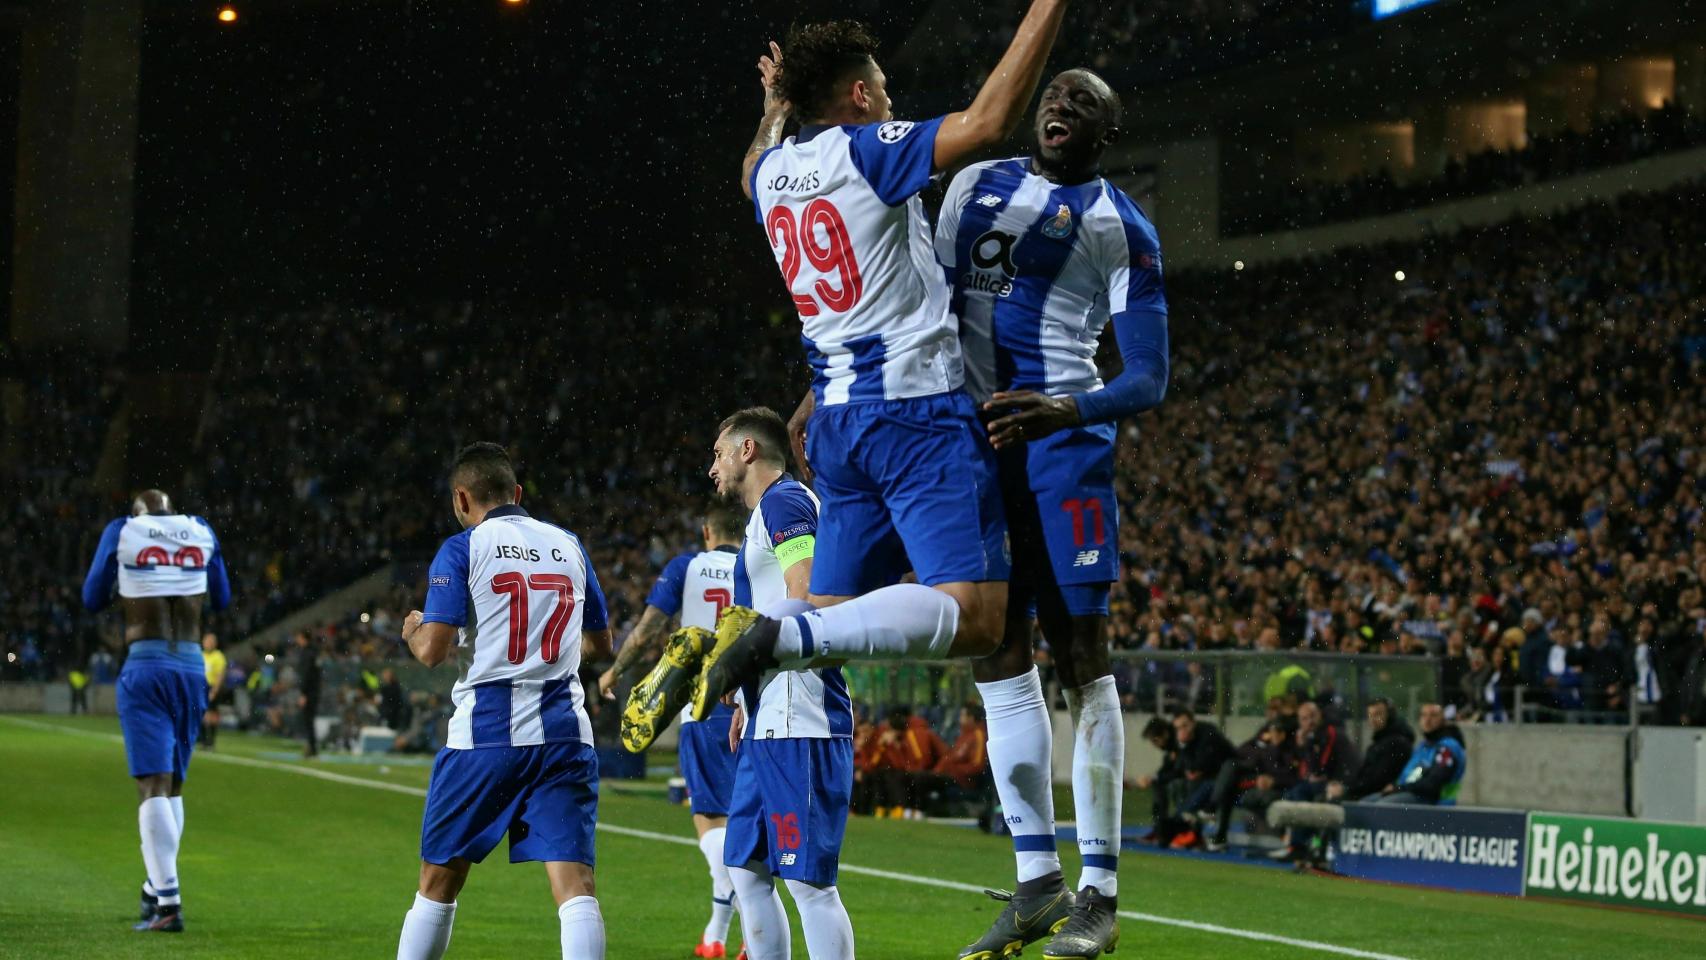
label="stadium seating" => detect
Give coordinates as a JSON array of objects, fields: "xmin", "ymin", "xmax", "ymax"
[{"xmin": 13, "ymin": 179, "xmax": 1706, "ymax": 727}]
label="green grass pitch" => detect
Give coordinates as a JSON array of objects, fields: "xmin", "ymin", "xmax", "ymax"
[{"xmin": 1, "ymin": 714, "xmax": 1697, "ymax": 959}]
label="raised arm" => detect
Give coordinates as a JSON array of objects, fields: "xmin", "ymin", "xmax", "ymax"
[
  {"xmin": 741, "ymin": 41, "xmax": 789, "ymax": 200},
  {"xmin": 933, "ymin": 0, "xmax": 1069, "ymax": 171}
]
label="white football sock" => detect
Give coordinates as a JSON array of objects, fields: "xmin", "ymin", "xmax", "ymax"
[
  {"xmin": 730, "ymin": 862, "xmax": 791, "ymax": 960},
  {"xmin": 1065, "ymin": 676, "xmax": 1123, "ymax": 897},
  {"xmin": 699, "ymin": 827, "xmax": 737, "ymax": 945},
  {"xmin": 396, "ymin": 892, "xmax": 455, "ymax": 960},
  {"xmin": 783, "ymin": 879, "xmax": 854, "ymax": 960},
  {"xmin": 774, "ymin": 584, "xmax": 958, "ymax": 667},
  {"xmin": 138, "ymin": 797, "xmax": 182, "ymax": 906},
  {"xmin": 978, "ymin": 668, "xmax": 1060, "ymax": 883},
  {"xmin": 170, "ymin": 795, "xmax": 184, "ymax": 834},
  {"xmin": 558, "ymin": 895, "xmax": 605, "ymax": 959},
  {"xmin": 762, "ymin": 598, "xmax": 815, "ymax": 618}
]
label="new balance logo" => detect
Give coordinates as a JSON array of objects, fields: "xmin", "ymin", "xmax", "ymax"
[
  {"xmin": 779, "ymin": 853, "xmax": 797, "ymax": 866},
  {"xmin": 1073, "ymin": 550, "xmax": 1100, "ymax": 567},
  {"xmin": 976, "ymin": 193, "xmax": 1004, "ymax": 208}
]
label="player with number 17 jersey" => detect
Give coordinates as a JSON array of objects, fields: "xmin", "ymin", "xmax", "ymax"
[{"xmin": 415, "ymin": 502, "xmax": 608, "ymax": 869}]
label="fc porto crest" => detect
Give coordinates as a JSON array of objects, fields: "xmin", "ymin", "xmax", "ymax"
[{"xmin": 1041, "ymin": 203, "xmax": 1074, "ymax": 239}]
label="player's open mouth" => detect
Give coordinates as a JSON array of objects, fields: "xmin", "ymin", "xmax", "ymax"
[{"xmin": 1042, "ymin": 120, "xmax": 1072, "ymax": 147}]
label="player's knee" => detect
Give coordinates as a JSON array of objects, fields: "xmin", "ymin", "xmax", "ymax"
[
  {"xmin": 971, "ymin": 619, "xmax": 1036, "ymax": 682},
  {"xmin": 940, "ymin": 584, "xmax": 1007, "ymax": 657},
  {"xmin": 418, "ymin": 860, "xmax": 469, "ymax": 903},
  {"xmin": 547, "ymin": 862, "xmax": 596, "ymax": 904},
  {"xmin": 134, "ymin": 773, "xmax": 173, "ymax": 800}
]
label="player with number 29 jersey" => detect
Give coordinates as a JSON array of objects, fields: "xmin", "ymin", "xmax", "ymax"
[
  {"xmin": 750, "ymin": 117, "xmax": 959, "ymax": 406},
  {"xmin": 749, "ymin": 115, "xmax": 1009, "ymax": 598}
]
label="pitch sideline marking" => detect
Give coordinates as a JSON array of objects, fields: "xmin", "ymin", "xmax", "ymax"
[{"xmin": 4, "ymin": 716, "xmax": 1416, "ymax": 960}]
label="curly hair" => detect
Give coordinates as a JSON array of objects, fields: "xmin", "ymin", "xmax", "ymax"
[{"xmin": 777, "ymin": 20, "xmax": 881, "ymax": 122}]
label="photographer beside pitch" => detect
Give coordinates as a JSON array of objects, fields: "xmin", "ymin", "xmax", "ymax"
[{"xmin": 82, "ymin": 489, "xmax": 233, "ymax": 933}]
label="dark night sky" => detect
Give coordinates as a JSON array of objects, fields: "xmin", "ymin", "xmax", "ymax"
[{"xmin": 126, "ymin": 0, "xmax": 929, "ymax": 324}]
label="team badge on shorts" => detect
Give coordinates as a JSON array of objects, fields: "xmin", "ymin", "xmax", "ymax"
[
  {"xmin": 1041, "ymin": 203, "xmax": 1074, "ymax": 239},
  {"xmin": 877, "ymin": 121, "xmax": 915, "ymax": 143}
]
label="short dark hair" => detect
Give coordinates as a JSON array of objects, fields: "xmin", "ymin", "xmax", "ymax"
[
  {"xmin": 451, "ymin": 442, "xmax": 517, "ymax": 506},
  {"xmin": 778, "ymin": 20, "xmax": 881, "ymax": 122},
  {"xmin": 962, "ymin": 700, "xmax": 985, "ymax": 724},
  {"xmin": 1142, "ymin": 717, "xmax": 1172, "ymax": 740},
  {"xmin": 718, "ymin": 406, "xmax": 790, "ymax": 468},
  {"xmin": 1171, "ymin": 708, "xmax": 1196, "ymax": 721},
  {"xmin": 705, "ymin": 506, "xmax": 746, "ymax": 542}
]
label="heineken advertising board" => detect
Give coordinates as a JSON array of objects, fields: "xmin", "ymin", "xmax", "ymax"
[{"xmin": 1524, "ymin": 813, "xmax": 1706, "ymax": 916}]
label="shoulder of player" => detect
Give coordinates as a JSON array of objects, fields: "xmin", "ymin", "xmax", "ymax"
[
  {"xmin": 1092, "ymin": 181, "xmax": 1160, "ymax": 243},
  {"xmin": 762, "ymin": 477, "xmax": 820, "ymax": 512}
]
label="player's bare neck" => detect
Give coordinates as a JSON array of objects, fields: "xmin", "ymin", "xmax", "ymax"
[{"xmin": 742, "ymin": 466, "xmax": 784, "ymax": 511}]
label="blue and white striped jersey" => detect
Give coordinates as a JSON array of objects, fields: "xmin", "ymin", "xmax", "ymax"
[
  {"xmin": 647, "ymin": 546, "xmax": 739, "ymax": 632},
  {"xmin": 645, "ymin": 546, "xmax": 739, "ymax": 726},
  {"xmin": 732, "ymin": 475, "xmax": 850, "ymax": 741},
  {"xmin": 936, "ymin": 158, "xmax": 1167, "ymax": 404},
  {"xmin": 82, "ymin": 514, "xmax": 232, "ymax": 611},
  {"xmin": 420, "ymin": 505, "xmax": 609, "ymax": 750},
  {"xmin": 750, "ymin": 117, "xmax": 961, "ymax": 405}
]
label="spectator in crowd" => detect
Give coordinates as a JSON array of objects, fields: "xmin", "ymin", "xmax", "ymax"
[
  {"xmin": 377, "ymin": 667, "xmax": 409, "ymax": 731},
  {"xmin": 1171, "ymin": 709, "xmax": 1237, "ymax": 849},
  {"xmin": 1209, "ymin": 720, "xmax": 1301, "ymax": 852},
  {"xmin": 873, "ymin": 706, "xmax": 950, "ymax": 820},
  {"xmin": 1542, "ymin": 624, "xmax": 1587, "ymax": 714},
  {"xmin": 851, "ymin": 715, "xmax": 884, "ymax": 817},
  {"xmin": 1326, "ymin": 699, "xmax": 1415, "ymax": 803},
  {"xmin": 1371, "ymin": 703, "xmax": 1467, "ymax": 806},
  {"xmin": 1134, "ymin": 716, "xmax": 1187, "ymax": 846},
  {"xmin": 1583, "ymin": 619, "xmax": 1630, "ymax": 717},
  {"xmin": 1440, "ymin": 631, "xmax": 1472, "ymax": 715},
  {"xmin": 930, "ymin": 702, "xmax": 990, "ymax": 793}
]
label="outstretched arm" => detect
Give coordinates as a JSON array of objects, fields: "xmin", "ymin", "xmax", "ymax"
[
  {"xmin": 933, "ymin": 0, "xmax": 1070, "ymax": 171},
  {"xmin": 740, "ymin": 41, "xmax": 789, "ymax": 200}
]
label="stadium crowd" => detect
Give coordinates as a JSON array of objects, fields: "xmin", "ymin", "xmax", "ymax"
[
  {"xmin": 1227, "ymin": 103, "xmax": 1706, "ymax": 235},
  {"xmin": 10, "ymin": 175, "xmax": 1706, "ymax": 731}
]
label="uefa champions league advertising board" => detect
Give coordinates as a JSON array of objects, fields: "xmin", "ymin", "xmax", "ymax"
[
  {"xmin": 1333, "ymin": 803, "xmax": 1527, "ymax": 896},
  {"xmin": 1330, "ymin": 803, "xmax": 1706, "ymax": 916}
]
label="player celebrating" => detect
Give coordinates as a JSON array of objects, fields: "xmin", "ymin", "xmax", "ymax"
[
  {"xmin": 680, "ymin": 0, "xmax": 1072, "ymax": 739},
  {"xmin": 672, "ymin": 407, "xmax": 852, "ymax": 960},
  {"xmin": 82, "ymin": 489, "xmax": 232, "ymax": 933},
  {"xmin": 395, "ymin": 443, "xmax": 613, "ymax": 960},
  {"xmin": 938, "ymin": 69, "xmax": 1168, "ymax": 960},
  {"xmin": 598, "ymin": 507, "xmax": 748, "ymax": 958}
]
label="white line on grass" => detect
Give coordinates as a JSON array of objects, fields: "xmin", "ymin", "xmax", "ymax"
[{"xmin": 5, "ymin": 716, "xmax": 1416, "ymax": 960}]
